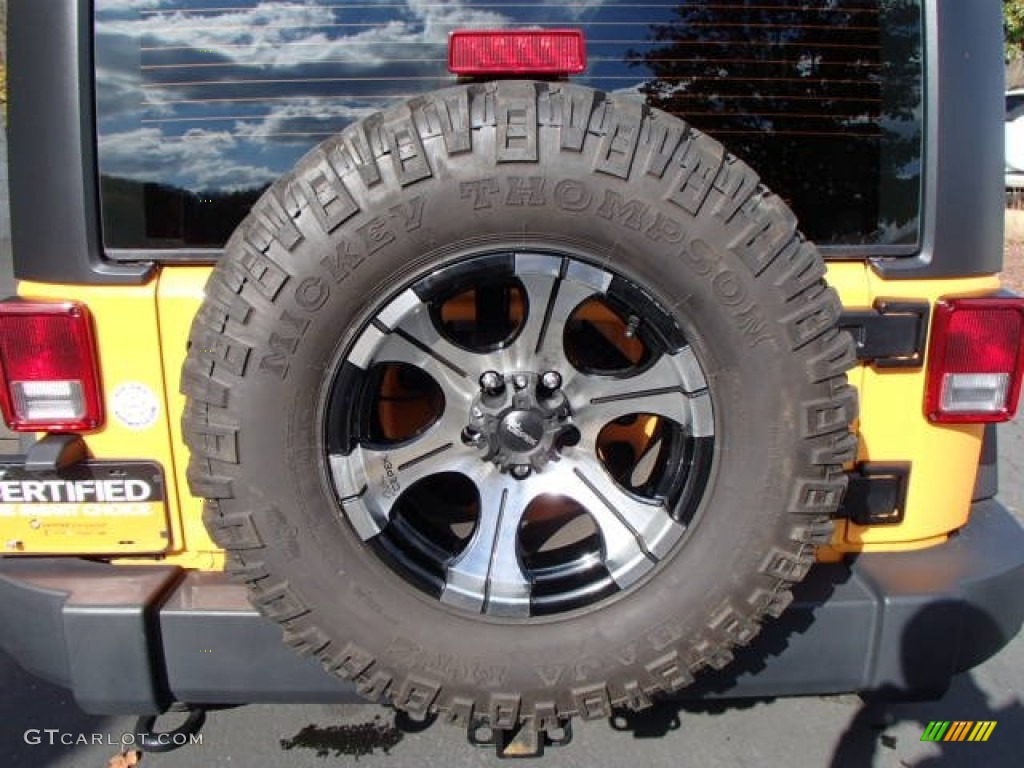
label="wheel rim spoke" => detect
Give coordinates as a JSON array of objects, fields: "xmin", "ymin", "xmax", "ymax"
[
  {"xmin": 568, "ymin": 347, "xmax": 713, "ymax": 444},
  {"xmin": 501, "ymin": 262, "xmax": 609, "ymax": 378},
  {"xmin": 370, "ymin": 288, "xmax": 501, "ymax": 398},
  {"xmin": 330, "ymin": 411, "xmax": 479, "ymax": 540},
  {"xmin": 441, "ymin": 468, "xmax": 532, "ymax": 616},
  {"xmin": 544, "ymin": 460, "xmax": 682, "ymax": 588},
  {"xmin": 372, "ymin": 331, "xmax": 480, "ymax": 405}
]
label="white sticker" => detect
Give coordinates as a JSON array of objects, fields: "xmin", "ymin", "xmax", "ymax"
[{"xmin": 111, "ymin": 382, "xmax": 160, "ymax": 430}]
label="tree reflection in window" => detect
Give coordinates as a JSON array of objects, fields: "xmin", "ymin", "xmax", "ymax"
[{"xmin": 628, "ymin": 0, "xmax": 923, "ymax": 248}]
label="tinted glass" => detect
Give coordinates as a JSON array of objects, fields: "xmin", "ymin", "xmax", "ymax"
[
  {"xmin": 94, "ymin": 0, "xmax": 923, "ymax": 251},
  {"xmin": 1008, "ymin": 92, "xmax": 1024, "ymax": 122}
]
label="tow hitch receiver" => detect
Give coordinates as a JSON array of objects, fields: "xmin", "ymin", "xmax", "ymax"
[
  {"xmin": 468, "ymin": 718, "xmax": 573, "ymax": 758},
  {"xmin": 134, "ymin": 707, "xmax": 207, "ymax": 753}
]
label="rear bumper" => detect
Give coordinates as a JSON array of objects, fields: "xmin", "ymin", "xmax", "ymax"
[{"xmin": 1, "ymin": 499, "xmax": 1022, "ymax": 715}]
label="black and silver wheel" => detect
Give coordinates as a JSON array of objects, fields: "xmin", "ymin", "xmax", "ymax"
[
  {"xmin": 327, "ymin": 251, "xmax": 714, "ymax": 618},
  {"xmin": 183, "ymin": 81, "xmax": 857, "ymax": 728}
]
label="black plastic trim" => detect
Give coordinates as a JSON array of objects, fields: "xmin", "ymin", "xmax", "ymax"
[
  {"xmin": 107, "ymin": 248, "xmax": 221, "ymax": 265},
  {"xmin": 23, "ymin": 434, "xmax": 88, "ymax": 472},
  {"xmin": 158, "ymin": 571, "xmax": 365, "ymax": 706},
  {"xmin": 0, "ymin": 560, "xmax": 181, "ymax": 714},
  {"xmin": 8, "ymin": 0, "xmax": 153, "ymax": 285},
  {"xmin": 0, "ymin": 500, "xmax": 1021, "ymax": 712},
  {"xmin": 690, "ymin": 500, "xmax": 1024, "ymax": 699},
  {"xmin": 836, "ymin": 462, "xmax": 912, "ymax": 526},
  {"xmin": 838, "ymin": 301, "xmax": 931, "ymax": 368},
  {"xmin": 870, "ymin": 0, "xmax": 1004, "ymax": 279},
  {"xmin": 821, "ymin": 245, "xmax": 920, "ymax": 259},
  {"xmin": 972, "ymin": 424, "xmax": 999, "ymax": 502}
]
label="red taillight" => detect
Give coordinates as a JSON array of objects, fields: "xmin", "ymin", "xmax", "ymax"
[
  {"xmin": 0, "ymin": 302, "xmax": 104, "ymax": 431},
  {"xmin": 448, "ymin": 29, "xmax": 586, "ymax": 76},
  {"xmin": 925, "ymin": 297, "xmax": 1024, "ymax": 423}
]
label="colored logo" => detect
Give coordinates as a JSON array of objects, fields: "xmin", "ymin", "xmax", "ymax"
[{"xmin": 920, "ymin": 721, "xmax": 996, "ymax": 742}]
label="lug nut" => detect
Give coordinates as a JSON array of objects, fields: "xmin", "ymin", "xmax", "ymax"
[
  {"xmin": 461, "ymin": 426, "xmax": 483, "ymax": 447},
  {"xmin": 480, "ymin": 371, "xmax": 504, "ymax": 395},
  {"xmin": 558, "ymin": 426, "xmax": 581, "ymax": 448},
  {"xmin": 511, "ymin": 465, "xmax": 531, "ymax": 479},
  {"xmin": 540, "ymin": 371, "xmax": 562, "ymax": 391},
  {"xmin": 513, "ymin": 374, "xmax": 529, "ymax": 390}
]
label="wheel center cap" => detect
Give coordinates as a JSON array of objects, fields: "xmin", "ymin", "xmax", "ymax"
[{"xmin": 499, "ymin": 410, "xmax": 546, "ymax": 453}]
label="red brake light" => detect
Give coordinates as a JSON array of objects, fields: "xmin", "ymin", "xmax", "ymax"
[
  {"xmin": 925, "ymin": 297, "xmax": 1024, "ymax": 423},
  {"xmin": 448, "ymin": 29, "xmax": 586, "ymax": 76},
  {"xmin": 0, "ymin": 301, "xmax": 104, "ymax": 431}
]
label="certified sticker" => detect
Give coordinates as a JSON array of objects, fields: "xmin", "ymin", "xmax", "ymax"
[{"xmin": 111, "ymin": 382, "xmax": 160, "ymax": 430}]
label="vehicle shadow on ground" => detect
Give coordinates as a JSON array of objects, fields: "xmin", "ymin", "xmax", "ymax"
[
  {"xmin": 606, "ymin": 562, "xmax": 850, "ymax": 739},
  {"xmin": 607, "ymin": 601, "xmax": 1023, "ymax": 767},
  {"xmin": 0, "ymin": 650, "xmax": 118, "ymax": 768},
  {"xmin": 827, "ymin": 601, "xmax": 1023, "ymax": 767}
]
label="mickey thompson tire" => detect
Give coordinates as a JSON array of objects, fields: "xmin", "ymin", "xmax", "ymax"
[{"xmin": 182, "ymin": 81, "xmax": 857, "ymax": 728}]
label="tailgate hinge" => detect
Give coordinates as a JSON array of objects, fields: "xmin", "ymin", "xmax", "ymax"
[{"xmin": 838, "ymin": 300, "xmax": 930, "ymax": 368}]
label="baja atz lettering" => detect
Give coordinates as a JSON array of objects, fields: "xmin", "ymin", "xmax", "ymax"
[
  {"xmin": 420, "ymin": 652, "xmax": 507, "ymax": 688},
  {"xmin": 380, "ymin": 456, "xmax": 401, "ymax": 498},
  {"xmin": 534, "ymin": 642, "xmax": 641, "ymax": 688}
]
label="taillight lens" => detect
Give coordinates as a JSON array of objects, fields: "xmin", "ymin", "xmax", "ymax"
[
  {"xmin": 0, "ymin": 301, "xmax": 104, "ymax": 431},
  {"xmin": 448, "ymin": 29, "xmax": 586, "ymax": 76},
  {"xmin": 925, "ymin": 297, "xmax": 1024, "ymax": 423}
]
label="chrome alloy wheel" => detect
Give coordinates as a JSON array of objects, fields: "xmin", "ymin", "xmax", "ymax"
[{"xmin": 326, "ymin": 252, "xmax": 715, "ymax": 618}]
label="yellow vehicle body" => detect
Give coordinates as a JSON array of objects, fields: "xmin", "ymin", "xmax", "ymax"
[{"xmin": 6, "ymin": 264, "xmax": 1000, "ymax": 565}]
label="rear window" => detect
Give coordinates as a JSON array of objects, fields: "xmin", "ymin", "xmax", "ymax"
[{"xmin": 94, "ymin": 0, "xmax": 923, "ymax": 254}]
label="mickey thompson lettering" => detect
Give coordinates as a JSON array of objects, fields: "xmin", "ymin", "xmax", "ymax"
[
  {"xmin": 458, "ymin": 177, "xmax": 688, "ymax": 245},
  {"xmin": 457, "ymin": 177, "xmax": 774, "ymax": 348},
  {"xmin": 255, "ymin": 177, "xmax": 771, "ymax": 383}
]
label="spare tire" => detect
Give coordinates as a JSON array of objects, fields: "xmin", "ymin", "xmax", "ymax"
[{"xmin": 182, "ymin": 81, "xmax": 857, "ymax": 728}]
